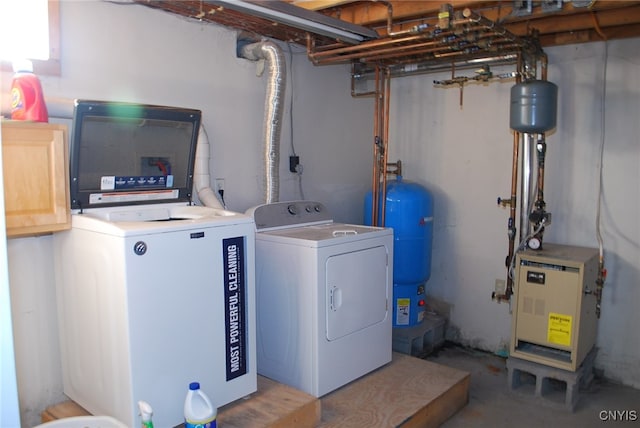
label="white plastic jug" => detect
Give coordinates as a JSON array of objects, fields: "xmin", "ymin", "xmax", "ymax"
[{"xmin": 184, "ymin": 382, "xmax": 217, "ymax": 428}]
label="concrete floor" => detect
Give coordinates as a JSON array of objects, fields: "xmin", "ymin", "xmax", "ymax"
[{"xmin": 425, "ymin": 344, "xmax": 640, "ymax": 428}]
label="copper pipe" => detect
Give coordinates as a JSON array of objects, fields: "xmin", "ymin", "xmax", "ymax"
[
  {"xmin": 371, "ymin": 66, "xmax": 382, "ymax": 226},
  {"xmin": 314, "ymin": 41, "xmax": 352, "ymax": 51},
  {"xmin": 310, "ymin": 33, "xmax": 436, "ymax": 58},
  {"xmin": 432, "ymin": 43, "xmax": 521, "ymax": 59},
  {"xmin": 310, "ymin": 25, "xmax": 495, "ymax": 59},
  {"xmin": 306, "ymin": 33, "xmax": 316, "ymax": 63},
  {"xmin": 462, "ymin": 8, "xmax": 524, "ymax": 45},
  {"xmin": 380, "ymin": 67, "xmax": 391, "ymax": 226},
  {"xmin": 375, "ymin": 67, "xmax": 386, "ymax": 226},
  {"xmin": 534, "ymin": 54, "xmax": 549, "ymax": 244},
  {"xmin": 540, "ymin": 52, "xmax": 548, "ymax": 81},
  {"xmin": 310, "ymin": 33, "xmax": 521, "ymax": 65},
  {"xmin": 505, "ymin": 131, "xmax": 520, "ymax": 300},
  {"xmin": 359, "ymin": 43, "xmax": 521, "ymax": 67},
  {"xmin": 377, "ymin": 0, "xmax": 393, "ymax": 36},
  {"xmin": 324, "ymin": 38, "xmax": 445, "ymax": 63},
  {"xmin": 361, "ymin": 38, "xmax": 512, "ymax": 62},
  {"xmin": 503, "ymin": 54, "xmax": 524, "ymax": 301},
  {"xmin": 313, "ymin": 39, "xmax": 521, "ymax": 66},
  {"xmin": 310, "ymin": 25, "xmax": 500, "ymax": 59},
  {"xmin": 307, "ymin": 25, "xmax": 523, "ymax": 64}
]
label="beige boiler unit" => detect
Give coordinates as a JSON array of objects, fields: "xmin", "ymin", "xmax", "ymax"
[{"xmin": 510, "ymin": 243, "xmax": 599, "ymax": 371}]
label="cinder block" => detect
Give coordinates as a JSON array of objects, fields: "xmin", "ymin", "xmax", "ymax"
[
  {"xmin": 507, "ymin": 347, "xmax": 597, "ymax": 412},
  {"xmin": 392, "ymin": 312, "xmax": 446, "ymax": 357}
]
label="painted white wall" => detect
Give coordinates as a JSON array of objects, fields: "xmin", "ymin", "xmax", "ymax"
[
  {"xmin": 0, "ymin": 1, "xmax": 372, "ymax": 426},
  {"xmin": 388, "ymin": 38, "xmax": 640, "ymax": 388}
]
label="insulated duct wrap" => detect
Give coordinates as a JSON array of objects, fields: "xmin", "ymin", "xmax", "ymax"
[
  {"xmin": 194, "ymin": 124, "xmax": 225, "ymax": 209},
  {"xmin": 240, "ymin": 40, "xmax": 286, "ymax": 204}
]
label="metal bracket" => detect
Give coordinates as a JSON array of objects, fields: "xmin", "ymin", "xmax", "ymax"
[
  {"xmin": 541, "ymin": 0, "xmax": 563, "ymax": 13},
  {"xmin": 512, "ymin": 0, "xmax": 533, "ymax": 17}
]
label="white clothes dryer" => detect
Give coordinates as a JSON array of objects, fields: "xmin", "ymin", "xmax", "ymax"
[{"xmin": 247, "ymin": 201, "xmax": 393, "ymax": 397}]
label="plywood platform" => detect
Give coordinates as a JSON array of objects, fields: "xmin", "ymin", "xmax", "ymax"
[
  {"xmin": 218, "ymin": 376, "xmax": 321, "ymax": 428},
  {"xmin": 320, "ymin": 352, "xmax": 469, "ymax": 427},
  {"xmin": 42, "ymin": 353, "xmax": 469, "ymax": 428}
]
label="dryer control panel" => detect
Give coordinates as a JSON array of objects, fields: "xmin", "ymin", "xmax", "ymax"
[{"xmin": 248, "ymin": 201, "xmax": 332, "ymax": 231}]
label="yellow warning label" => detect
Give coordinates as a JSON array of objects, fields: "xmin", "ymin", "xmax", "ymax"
[
  {"xmin": 396, "ymin": 298, "xmax": 411, "ymax": 326},
  {"xmin": 548, "ymin": 312, "xmax": 572, "ymax": 346}
]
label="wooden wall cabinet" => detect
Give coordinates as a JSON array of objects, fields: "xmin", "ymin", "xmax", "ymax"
[{"xmin": 1, "ymin": 121, "xmax": 70, "ymax": 238}]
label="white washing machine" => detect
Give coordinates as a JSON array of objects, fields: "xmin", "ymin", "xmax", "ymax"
[
  {"xmin": 53, "ymin": 101, "xmax": 256, "ymax": 428},
  {"xmin": 247, "ymin": 201, "xmax": 393, "ymax": 397}
]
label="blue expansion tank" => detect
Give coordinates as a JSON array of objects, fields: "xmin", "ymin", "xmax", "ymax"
[{"xmin": 364, "ymin": 175, "xmax": 434, "ymax": 327}]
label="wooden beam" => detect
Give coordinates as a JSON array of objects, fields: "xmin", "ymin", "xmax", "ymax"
[
  {"xmin": 316, "ymin": 0, "xmax": 640, "ymax": 29},
  {"xmin": 293, "ymin": 0, "xmax": 358, "ymax": 11},
  {"xmin": 324, "ymin": 1, "xmax": 494, "ymax": 25},
  {"xmin": 503, "ymin": 5, "xmax": 640, "ymax": 37},
  {"xmin": 538, "ymin": 22, "xmax": 640, "ymax": 46},
  {"xmin": 313, "ymin": 1, "xmax": 640, "ymax": 47}
]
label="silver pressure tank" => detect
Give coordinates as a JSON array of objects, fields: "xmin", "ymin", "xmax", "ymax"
[{"xmin": 510, "ymin": 80, "xmax": 558, "ymax": 133}]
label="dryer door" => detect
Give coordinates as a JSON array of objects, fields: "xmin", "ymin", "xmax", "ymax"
[{"xmin": 326, "ymin": 245, "xmax": 389, "ymax": 341}]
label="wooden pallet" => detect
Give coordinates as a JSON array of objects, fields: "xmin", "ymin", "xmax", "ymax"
[{"xmin": 42, "ymin": 353, "xmax": 469, "ymax": 428}]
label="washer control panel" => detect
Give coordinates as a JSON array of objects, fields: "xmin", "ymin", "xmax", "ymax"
[{"xmin": 248, "ymin": 200, "xmax": 332, "ymax": 230}]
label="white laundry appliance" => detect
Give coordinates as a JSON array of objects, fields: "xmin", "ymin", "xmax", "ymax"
[
  {"xmin": 247, "ymin": 201, "xmax": 393, "ymax": 397},
  {"xmin": 53, "ymin": 100, "xmax": 256, "ymax": 428}
]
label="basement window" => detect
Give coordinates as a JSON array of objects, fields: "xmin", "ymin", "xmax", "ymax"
[{"xmin": 0, "ymin": 0, "xmax": 60, "ymax": 76}]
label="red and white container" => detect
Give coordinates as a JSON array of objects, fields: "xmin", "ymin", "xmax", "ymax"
[{"xmin": 10, "ymin": 59, "xmax": 48, "ymax": 122}]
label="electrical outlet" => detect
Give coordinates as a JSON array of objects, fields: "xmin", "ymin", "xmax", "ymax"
[
  {"xmin": 289, "ymin": 155, "xmax": 300, "ymax": 173},
  {"xmin": 494, "ymin": 279, "xmax": 506, "ymax": 294},
  {"xmin": 215, "ymin": 178, "xmax": 225, "ymax": 192}
]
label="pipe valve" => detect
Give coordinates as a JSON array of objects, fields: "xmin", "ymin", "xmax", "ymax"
[{"xmin": 497, "ymin": 196, "xmax": 513, "ymax": 207}]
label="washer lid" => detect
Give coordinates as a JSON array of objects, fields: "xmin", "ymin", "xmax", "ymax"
[
  {"xmin": 69, "ymin": 100, "xmax": 201, "ymax": 210},
  {"xmin": 71, "ymin": 203, "xmax": 254, "ymax": 237}
]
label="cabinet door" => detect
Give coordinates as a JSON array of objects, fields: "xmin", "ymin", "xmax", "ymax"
[{"xmin": 2, "ymin": 122, "xmax": 70, "ymax": 237}]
